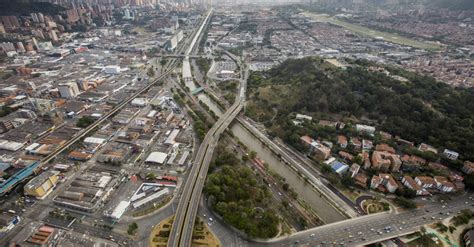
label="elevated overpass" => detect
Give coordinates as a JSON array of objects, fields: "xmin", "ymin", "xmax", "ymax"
[
  {"xmin": 168, "ymin": 8, "xmax": 249, "ymax": 246},
  {"xmin": 168, "ymin": 88, "xmax": 244, "ymax": 247},
  {"xmin": 157, "ymin": 54, "xmax": 203, "ymax": 59}
]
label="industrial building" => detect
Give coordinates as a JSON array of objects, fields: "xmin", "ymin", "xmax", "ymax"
[
  {"xmin": 106, "ymin": 201, "xmax": 130, "ymax": 220},
  {"xmin": 103, "ymin": 65, "xmax": 121, "ymax": 74},
  {"xmin": 58, "ymin": 82, "xmax": 80, "ymax": 99},
  {"xmin": 0, "ymin": 214, "xmax": 21, "ymax": 235},
  {"xmin": 53, "ymin": 171, "xmax": 119, "ymax": 212},
  {"xmin": 146, "ymin": 152, "xmax": 168, "ymax": 165},
  {"xmin": 24, "ymin": 170, "xmax": 59, "ymax": 199},
  {"xmin": 27, "ymin": 225, "xmax": 55, "ymax": 245}
]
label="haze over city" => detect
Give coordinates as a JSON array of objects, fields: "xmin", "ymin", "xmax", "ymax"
[{"xmin": 0, "ymin": 0, "xmax": 473, "ymax": 246}]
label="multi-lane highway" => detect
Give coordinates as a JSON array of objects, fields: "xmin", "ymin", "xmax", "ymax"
[
  {"xmin": 250, "ymin": 196, "xmax": 473, "ymax": 246},
  {"xmin": 169, "ymin": 97, "xmax": 244, "ymax": 246},
  {"xmin": 167, "ymin": 9, "xmax": 249, "ymax": 246}
]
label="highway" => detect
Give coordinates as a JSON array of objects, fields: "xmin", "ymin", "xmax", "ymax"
[
  {"xmin": 168, "ymin": 75, "xmax": 245, "ymax": 247},
  {"xmin": 250, "ymin": 196, "xmax": 473, "ymax": 246},
  {"xmin": 167, "ymin": 8, "xmax": 249, "ymax": 246}
]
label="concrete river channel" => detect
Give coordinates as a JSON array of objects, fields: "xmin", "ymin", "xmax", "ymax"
[{"xmin": 184, "ymin": 77, "xmax": 346, "ymax": 223}]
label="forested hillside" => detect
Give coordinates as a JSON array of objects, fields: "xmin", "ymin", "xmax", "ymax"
[
  {"xmin": 430, "ymin": 0, "xmax": 474, "ymax": 10},
  {"xmin": 246, "ymin": 57, "xmax": 474, "ymax": 161}
]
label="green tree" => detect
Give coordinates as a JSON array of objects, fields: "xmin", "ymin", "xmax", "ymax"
[
  {"xmin": 127, "ymin": 222, "xmax": 138, "ymax": 235},
  {"xmin": 76, "ymin": 116, "xmax": 95, "ymax": 128},
  {"xmin": 204, "ymin": 165, "xmax": 279, "ymax": 238},
  {"xmin": 146, "ymin": 173, "xmax": 157, "ymax": 180},
  {"xmin": 160, "ymin": 58, "xmax": 168, "ymax": 67},
  {"xmin": 160, "ymin": 58, "xmax": 168, "ymax": 72},
  {"xmin": 465, "ymin": 173, "xmax": 474, "ymax": 190},
  {"xmin": 147, "ymin": 67, "xmax": 155, "ymax": 77},
  {"xmin": 0, "ymin": 106, "xmax": 14, "ymax": 117},
  {"xmin": 249, "ymin": 151, "xmax": 257, "ymax": 160},
  {"xmin": 394, "ymin": 197, "xmax": 416, "ymax": 209}
]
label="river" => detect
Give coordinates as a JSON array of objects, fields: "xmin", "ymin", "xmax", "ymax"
[{"xmin": 183, "ymin": 69, "xmax": 345, "ymax": 223}]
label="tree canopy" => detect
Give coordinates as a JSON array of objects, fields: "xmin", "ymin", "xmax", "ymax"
[
  {"xmin": 247, "ymin": 57, "xmax": 474, "ymax": 162},
  {"xmin": 205, "ymin": 165, "xmax": 279, "ymax": 239}
]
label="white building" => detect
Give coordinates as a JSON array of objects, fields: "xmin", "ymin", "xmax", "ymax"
[
  {"xmin": 442, "ymin": 149, "xmax": 459, "ymax": 160},
  {"xmin": 58, "ymin": 82, "xmax": 80, "ymax": 98},
  {"xmin": 146, "ymin": 152, "xmax": 168, "ymax": 165},
  {"xmin": 104, "ymin": 65, "xmax": 121, "ymax": 74},
  {"xmin": 165, "ymin": 36, "xmax": 178, "ymax": 51},
  {"xmin": 295, "ymin": 114, "xmax": 312, "ymax": 122},
  {"xmin": 131, "ymin": 98, "xmax": 148, "ymax": 107},
  {"xmin": 109, "ymin": 201, "xmax": 130, "ymax": 220},
  {"xmin": 356, "ymin": 124, "xmax": 376, "ymax": 135},
  {"xmin": 176, "ymin": 30, "xmax": 184, "ymax": 42}
]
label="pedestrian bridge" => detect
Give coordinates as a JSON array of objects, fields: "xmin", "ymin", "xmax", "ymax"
[{"xmin": 191, "ymin": 87, "xmax": 204, "ymax": 95}]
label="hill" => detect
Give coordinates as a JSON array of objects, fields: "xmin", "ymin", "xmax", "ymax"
[
  {"xmin": 431, "ymin": 0, "xmax": 474, "ymax": 10},
  {"xmin": 246, "ymin": 57, "xmax": 474, "ymax": 162},
  {"xmin": 0, "ymin": 0, "xmax": 65, "ymax": 16}
]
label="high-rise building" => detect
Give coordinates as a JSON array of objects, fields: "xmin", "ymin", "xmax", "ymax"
[
  {"xmin": 25, "ymin": 42, "xmax": 35, "ymax": 52},
  {"xmin": 16, "ymin": 42, "xmax": 25, "ymax": 53},
  {"xmin": 48, "ymin": 30, "xmax": 59, "ymax": 42},
  {"xmin": 38, "ymin": 13, "xmax": 45, "ymax": 23},
  {"xmin": 31, "ymin": 13, "xmax": 39, "ymax": 23},
  {"xmin": 124, "ymin": 8, "xmax": 133, "ymax": 20},
  {"xmin": 66, "ymin": 9, "xmax": 80, "ymax": 22},
  {"xmin": 0, "ymin": 42, "xmax": 15, "ymax": 52},
  {"xmin": 1, "ymin": 16, "xmax": 20, "ymax": 30},
  {"xmin": 32, "ymin": 29, "xmax": 46, "ymax": 39}
]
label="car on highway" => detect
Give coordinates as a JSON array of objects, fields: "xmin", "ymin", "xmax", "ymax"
[{"xmin": 310, "ymin": 233, "xmax": 315, "ymax": 237}]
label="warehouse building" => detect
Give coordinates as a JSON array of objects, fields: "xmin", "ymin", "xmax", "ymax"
[
  {"xmin": 146, "ymin": 152, "xmax": 168, "ymax": 165},
  {"xmin": 53, "ymin": 171, "xmax": 119, "ymax": 212},
  {"xmin": 24, "ymin": 170, "xmax": 59, "ymax": 199}
]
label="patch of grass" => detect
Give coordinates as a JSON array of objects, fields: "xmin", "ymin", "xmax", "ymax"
[
  {"xmin": 132, "ymin": 196, "xmax": 171, "ymax": 217},
  {"xmin": 406, "ymin": 233, "xmax": 443, "ymax": 247}
]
